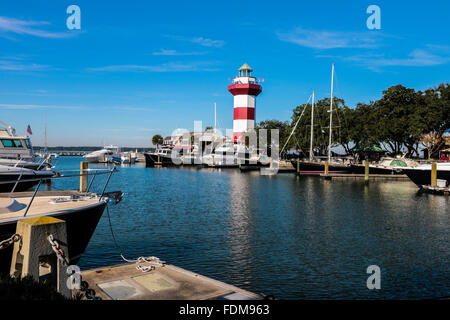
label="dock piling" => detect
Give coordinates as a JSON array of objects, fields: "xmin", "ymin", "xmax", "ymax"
[
  {"xmin": 431, "ymin": 162, "xmax": 437, "ymax": 187},
  {"xmin": 324, "ymin": 161, "xmax": 329, "ymax": 175},
  {"xmin": 364, "ymin": 160, "xmax": 370, "ymax": 184},
  {"xmin": 80, "ymin": 161, "xmax": 88, "ymax": 192},
  {"xmin": 9, "ymin": 216, "xmax": 72, "ymax": 298}
]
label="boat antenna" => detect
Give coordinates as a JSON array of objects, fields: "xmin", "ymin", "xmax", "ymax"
[
  {"xmin": 0, "ymin": 120, "xmax": 16, "ymax": 136},
  {"xmin": 328, "ymin": 63, "xmax": 334, "ymax": 163}
]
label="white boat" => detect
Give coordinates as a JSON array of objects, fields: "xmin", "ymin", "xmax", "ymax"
[
  {"xmin": 398, "ymin": 162, "xmax": 450, "ymax": 187},
  {"xmin": 0, "ymin": 164, "xmax": 55, "ymax": 192},
  {"xmin": 203, "ymin": 144, "xmax": 239, "ymax": 167},
  {"xmin": 0, "ymin": 167, "xmax": 121, "ymax": 274},
  {"xmin": 0, "ymin": 158, "xmax": 49, "ymax": 171},
  {"xmin": 84, "ymin": 145, "xmax": 121, "ymax": 164},
  {"xmin": 0, "ymin": 121, "xmax": 35, "ymax": 161},
  {"xmin": 0, "ymin": 120, "xmax": 53, "ymax": 170},
  {"xmin": 121, "ymin": 152, "xmax": 136, "ymax": 164},
  {"xmin": 203, "ymin": 144, "xmax": 264, "ymax": 168}
]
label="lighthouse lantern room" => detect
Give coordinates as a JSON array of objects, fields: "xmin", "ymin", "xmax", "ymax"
[{"xmin": 228, "ymin": 63, "xmax": 262, "ymax": 144}]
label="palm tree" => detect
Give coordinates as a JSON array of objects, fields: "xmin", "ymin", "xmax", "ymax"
[{"xmin": 152, "ymin": 134, "xmax": 163, "ymax": 148}]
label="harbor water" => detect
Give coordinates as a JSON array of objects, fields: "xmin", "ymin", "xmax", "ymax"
[{"xmin": 51, "ymin": 157, "xmax": 449, "ymax": 299}]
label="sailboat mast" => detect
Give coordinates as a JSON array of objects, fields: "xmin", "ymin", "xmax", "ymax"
[
  {"xmin": 214, "ymin": 102, "xmax": 217, "ymax": 132},
  {"xmin": 309, "ymin": 90, "xmax": 315, "ymax": 161},
  {"xmin": 44, "ymin": 113, "xmax": 47, "ymax": 152},
  {"xmin": 328, "ymin": 63, "xmax": 334, "ymax": 163}
]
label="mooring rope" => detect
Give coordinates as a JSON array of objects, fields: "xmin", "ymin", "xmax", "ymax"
[{"xmin": 105, "ymin": 204, "xmax": 165, "ymax": 272}]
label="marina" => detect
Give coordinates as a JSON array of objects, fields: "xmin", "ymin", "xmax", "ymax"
[
  {"xmin": 12, "ymin": 156, "xmax": 443, "ymax": 300},
  {"xmin": 0, "ymin": 1, "xmax": 449, "ymax": 307}
]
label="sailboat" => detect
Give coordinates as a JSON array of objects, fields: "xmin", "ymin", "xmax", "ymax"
[{"xmin": 290, "ymin": 63, "xmax": 351, "ymax": 175}]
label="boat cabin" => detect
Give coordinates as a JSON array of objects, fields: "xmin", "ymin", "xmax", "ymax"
[{"xmin": 0, "ymin": 128, "xmax": 34, "ymax": 160}]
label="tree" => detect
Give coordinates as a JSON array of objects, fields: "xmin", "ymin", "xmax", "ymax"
[
  {"xmin": 290, "ymin": 97, "xmax": 347, "ymax": 156},
  {"xmin": 372, "ymin": 85, "xmax": 423, "ymax": 156},
  {"xmin": 420, "ymin": 132, "xmax": 444, "ymax": 160},
  {"xmin": 345, "ymin": 102, "xmax": 380, "ymax": 152},
  {"xmin": 255, "ymin": 119, "xmax": 291, "ymax": 156},
  {"xmin": 152, "ymin": 134, "xmax": 163, "ymax": 148}
]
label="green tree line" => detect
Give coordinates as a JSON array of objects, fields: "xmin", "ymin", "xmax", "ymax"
[{"xmin": 257, "ymin": 83, "xmax": 449, "ymax": 158}]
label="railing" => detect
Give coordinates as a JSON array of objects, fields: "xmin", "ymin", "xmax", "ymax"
[{"xmin": 0, "ymin": 167, "xmax": 118, "ymax": 217}]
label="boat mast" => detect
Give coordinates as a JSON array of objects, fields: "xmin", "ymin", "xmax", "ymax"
[
  {"xmin": 328, "ymin": 63, "xmax": 334, "ymax": 163},
  {"xmin": 44, "ymin": 113, "xmax": 47, "ymax": 152},
  {"xmin": 214, "ymin": 102, "xmax": 217, "ymax": 133},
  {"xmin": 309, "ymin": 90, "xmax": 315, "ymax": 161}
]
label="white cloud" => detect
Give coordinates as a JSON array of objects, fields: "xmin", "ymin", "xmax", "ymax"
[
  {"xmin": 152, "ymin": 49, "xmax": 207, "ymax": 56},
  {"xmin": 166, "ymin": 35, "xmax": 225, "ymax": 48},
  {"xmin": 0, "ymin": 59, "xmax": 50, "ymax": 71},
  {"xmin": 277, "ymin": 27, "xmax": 385, "ymax": 49},
  {"xmin": 190, "ymin": 37, "xmax": 225, "ymax": 48},
  {"xmin": 87, "ymin": 62, "xmax": 219, "ymax": 72},
  {"xmin": 0, "ymin": 16, "xmax": 73, "ymax": 39},
  {"xmin": 0, "ymin": 103, "xmax": 83, "ymax": 110},
  {"xmin": 317, "ymin": 47, "xmax": 450, "ymax": 72}
]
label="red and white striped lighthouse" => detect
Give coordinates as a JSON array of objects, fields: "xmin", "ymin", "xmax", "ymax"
[{"xmin": 228, "ymin": 63, "xmax": 262, "ymax": 144}]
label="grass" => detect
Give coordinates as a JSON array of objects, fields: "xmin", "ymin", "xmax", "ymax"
[{"xmin": 0, "ymin": 273, "xmax": 73, "ymax": 300}]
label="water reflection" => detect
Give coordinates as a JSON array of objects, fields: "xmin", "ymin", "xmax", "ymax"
[{"xmin": 48, "ymin": 158, "xmax": 449, "ymax": 299}]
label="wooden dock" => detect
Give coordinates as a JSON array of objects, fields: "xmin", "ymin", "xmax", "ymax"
[
  {"xmin": 419, "ymin": 185, "xmax": 450, "ymax": 195},
  {"xmin": 278, "ymin": 160, "xmax": 296, "ymax": 173},
  {"xmin": 75, "ymin": 260, "xmax": 263, "ymax": 300}
]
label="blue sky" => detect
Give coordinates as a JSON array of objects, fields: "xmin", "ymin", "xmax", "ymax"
[{"xmin": 0, "ymin": 0, "xmax": 449, "ymax": 147}]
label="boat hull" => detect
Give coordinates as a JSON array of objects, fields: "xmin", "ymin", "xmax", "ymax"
[
  {"xmin": 290, "ymin": 160, "xmax": 352, "ymax": 175},
  {"xmin": 350, "ymin": 164, "xmax": 403, "ymax": 175},
  {"xmin": 0, "ymin": 171, "xmax": 54, "ymax": 193},
  {"xmin": 0, "ymin": 159, "xmax": 48, "ymax": 171},
  {"xmin": 402, "ymin": 168, "xmax": 450, "ymax": 187},
  {"xmin": 0, "ymin": 198, "xmax": 107, "ymax": 274},
  {"xmin": 144, "ymin": 153, "xmax": 177, "ymax": 167}
]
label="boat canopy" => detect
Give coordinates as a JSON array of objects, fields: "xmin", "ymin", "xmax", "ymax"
[{"xmin": 390, "ymin": 159, "xmax": 407, "ymax": 167}]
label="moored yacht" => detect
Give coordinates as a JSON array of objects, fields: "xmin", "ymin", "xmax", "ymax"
[
  {"xmin": 0, "ymin": 167, "xmax": 122, "ymax": 274},
  {"xmin": 144, "ymin": 146, "xmax": 178, "ymax": 167},
  {"xmin": 121, "ymin": 151, "xmax": 137, "ymax": 164},
  {"xmin": 0, "ymin": 165, "xmax": 55, "ymax": 192},
  {"xmin": 285, "ymin": 65, "xmax": 352, "ymax": 175},
  {"xmin": 351, "ymin": 157, "xmax": 419, "ymax": 175},
  {"xmin": 290, "ymin": 157, "xmax": 352, "ymax": 175},
  {"xmin": 0, "ymin": 122, "xmax": 34, "ymax": 161},
  {"xmin": 399, "ymin": 162, "xmax": 450, "ymax": 187},
  {"xmin": 0, "ymin": 158, "xmax": 50, "ymax": 171},
  {"xmin": 84, "ymin": 145, "xmax": 121, "ymax": 164},
  {"xmin": 0, "ymin": 121, "xmax": 52, "ymax": 170},
  {"xmin": 203, "ymin": 143, "xmax": 268, "ymax": 169}
]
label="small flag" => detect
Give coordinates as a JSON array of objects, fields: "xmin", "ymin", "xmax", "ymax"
[{"xmin": 26, "ymin": 125, "xmax": 32, "ymax": 135}]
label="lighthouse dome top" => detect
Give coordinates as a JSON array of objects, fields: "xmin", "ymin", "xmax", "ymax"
[
  {"xmin": 238, "ymin": 63, "xmax": 253, "ymax": 77},
  {"xmin": 238, "ymin": 63, "xmax": 253, "ymax": 72}
]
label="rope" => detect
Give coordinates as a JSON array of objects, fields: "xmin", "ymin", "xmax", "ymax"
[
  {"xmin": 281, "ymin": 93, "xmax": 312, "ymax": 154},
  {"xmin": 105, "ymin": 205, "xmax": 165, "ymax": 272}
]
